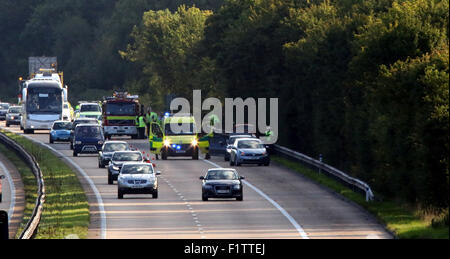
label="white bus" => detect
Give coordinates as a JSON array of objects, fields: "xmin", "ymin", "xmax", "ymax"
[{"xmin": 21, "ymin": 71, "xmax": 67, "ymax": 134}]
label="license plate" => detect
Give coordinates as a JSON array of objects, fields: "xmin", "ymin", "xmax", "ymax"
[
  {"xmin": 117, "ymin": 130, "xmax": 125, "ymax": 133},
  {"xmin": 176, "ymin": 150, "xmax": 186, "ymax": 153},
  {"xmin": 217, "ymin": 190, "xmax": 229, "ymax": 194},
  {"xmin": 132, "ymin": 185, "xmax": 142, "ymax": 189}
]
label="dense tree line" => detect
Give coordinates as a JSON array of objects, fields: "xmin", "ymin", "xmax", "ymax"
[
  {"xmin": 124, "ymin": 0, "xmax": 449, "ymax": 209},
  {"xmin": 0, "ymin": 0, "xmax": 448, "ymax": 210}
]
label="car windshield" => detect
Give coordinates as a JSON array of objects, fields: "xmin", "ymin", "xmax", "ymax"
[
  {"xmin": 80, "ymin": 104, "xmax": 101, "ymax": 112},
  {"xmin": 73, "ymin": 120, "xmax": 97, "ymax": 128},
  {"xmin": 112, "ymin": 153, "xmax": 142, "ymax": 161},
  {"xmin": 165, "ymin": 123, "xmax": 195, "ymax": 135},
  {"xmin": 53, "ymin": 122, "xmax": 72, "ymax": 130},
  {"xmin": 121, "ymin": 164, "xmax": 153, "ymax": 175},
  {"xmin": 0, "ymin": 104, "xmax": 10, "ymax": 109},
  {"xmin": 8, "ymin": 107, "xmax": 21, "ymax": 113},
  {"xmin": 237, "ymin": 140, "xmax": 264, "ymax": 149},
  {"xmin": 80, "ymin": 114, "xmax": 101, "ymax": 120},
  {"xmin": 75, "ymin": 126, "xmax": 102, "ymax": 138},
  {"xmin": 206, "ymin": 170, "xmax": 238, "ymax": 180},
  {"xmin": 104, "ymin": 143, "xmax": 129, "ymax": 152},
  {"xmin": 228, "ymin": 135, "xmax": 253, "ymax": 144}
]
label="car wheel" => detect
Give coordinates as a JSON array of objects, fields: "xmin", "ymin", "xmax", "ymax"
[
  {"xmin": 202, "ymin": 195, "xmax": 208, "ymax": 201},
  {"xmin": 118, "ymin": 190, "xmax": 123, "ymax": 199},
  {"xmin": 5, "ymin": 123, "xmax": 9, "ymax": 127},
  {"xmin": 73, "ymin": 151, "xmax": 78, "ymax": 157},
  {"xmin": 162, "ymin": 150, "xmax": 168, "ymax": 160},
  {"xmin": 152, "ymin": 189, "xmax": 158, "ymax": 199},
  {"xmin": 49, "ymin": 137, "xmax": 54, "ymax": 144},
  {"xmin": 205, "ymin": 153, "xmax": 211, "ymax": 160},
  {"xmin": 236, "ymin": 195, "xmax": 243, "ymax": 201},
  {"xmin": 224, "ymin": 154, "xmax": 229, "ymax": 161},
  {"xmin": 264, "ymin": 162, "xmax": 270, "ymax": 166},
  {"xmin": 70, "ymin": 142, "xmax": 73, "ymax": 150},
  {"xmin": 108, "ymin": 172, "xmax": 113, "ymax": 185}
]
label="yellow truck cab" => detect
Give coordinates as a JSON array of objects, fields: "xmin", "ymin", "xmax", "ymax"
[{"xmin": 149, "ymin": 114, "xmax": 210, "ymax": 160}]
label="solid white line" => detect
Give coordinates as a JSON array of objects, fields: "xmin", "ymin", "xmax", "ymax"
[
  {"xmin": 202, "ymin": 159, "xmax": 309, "ymax": 239},
  {"xmin": 0, "ymin": 161, "xmax": 15, "ymax": 224},
  {"xmin": 20, "ymin": 135, "xmax": 107, "ymax": 239}
]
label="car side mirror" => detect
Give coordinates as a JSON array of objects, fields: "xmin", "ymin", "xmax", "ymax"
[
  {"xmin": 0, "ymin": 175, "xmax": 5, "ymax": 179},
  {"xmin": 156, "ymin": 171, "xmax": 161, "ymax": 175},
  {"xmin": 240, "ymin": 176, "xmax": 245, "ymax": 180},
  {"xmin": 265, "ymin": 145, "xmax": 270, "ymax": 149},
  {"xmin": 199, "ymin": 176, "xmax": 205, "ymax": 180}
]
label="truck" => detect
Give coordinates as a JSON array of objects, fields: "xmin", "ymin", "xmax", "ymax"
[
  {"xmin": 148, "ymin": 113, "xmax": 210, "ymax": 160},
  {"xmin": 102, "ymin": 90, "xmax": 143, "ymax": 139},
  {"xmin": 19, "ymin": 57, "xmax": 68, "ymax": 133}
]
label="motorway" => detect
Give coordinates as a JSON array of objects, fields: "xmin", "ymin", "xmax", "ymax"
[{"xmin": 1, "ymin": 121, "xmax": 392, "ymax": 239}]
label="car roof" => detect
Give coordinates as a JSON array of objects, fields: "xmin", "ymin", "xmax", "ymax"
[
  {"xmin": 104, "ymin": 141, "xmax": 128, "ymax": 144},
  {"xmin": 74, "ymin": 117, "xmax": 97, "ymax": 121},
  {"xmin": 75, "ymin": 123, "xmax": 101, "ymax": 128},
  {"xmin": 52, "ymin": 120, "xmax": 71, "ymax": 124},
  {"xmin": 208, "ymin": 168, "xmax": 236, "ymax": 172},
  {"xmin": 113, "ymin": 151, "xmax": 141, "ymax": 154},
  {"xmin": 235, "ymin": 138, "xmax": 261, "ymax": 142}
]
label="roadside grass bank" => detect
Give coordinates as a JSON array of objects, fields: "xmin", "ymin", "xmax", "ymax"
[
  {"xmin": 272, "ymin": 155, "xmax": 449, "ymax": 239},
  {"xmin": 0, "ymin": 141, "xmax": 36, "ymax": 238},
  {"xmin": 0, "ymin": 129, "xmax": 89, "ymax": 239}
]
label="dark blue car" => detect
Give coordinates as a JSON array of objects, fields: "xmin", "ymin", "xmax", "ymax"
[
  {"xmin": 49, "ymin": 121, "xmax": 72, "ymax": 143},
  {"xmin": 73, "ymin": 124, "xmax": 104, "ymax": 157}
]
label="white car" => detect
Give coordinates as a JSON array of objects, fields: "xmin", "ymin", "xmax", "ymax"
[{"xmin": 117, "ymin": 162, "xmax": 160, "ymax": 199}]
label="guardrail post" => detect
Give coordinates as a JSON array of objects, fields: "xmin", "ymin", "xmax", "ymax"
[{"xmin": 318, "ymin": 154, "xmax": 323, "ymax": 174}]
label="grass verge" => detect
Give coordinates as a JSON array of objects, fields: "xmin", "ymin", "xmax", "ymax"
[
  {"xmin": 0, "ymin": 129, "xmax": 89, "ymax": 239},
  {"xmin": 272, "ymin": 155, "xmax": 449, "ymax": 239}
]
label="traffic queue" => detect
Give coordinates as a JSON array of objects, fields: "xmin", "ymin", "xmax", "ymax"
[{"xmin": 2, "ymin": 91, "xmax": 272, "ymax": 202}]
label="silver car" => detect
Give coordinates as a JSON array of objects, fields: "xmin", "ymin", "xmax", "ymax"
[
  {"xmin": 229, "ymin": 138, "xmax": 270, "ymax": 166},
  {"xmin": 0, "ymin": 103, "xmax": 10, "ymax": 121},
  {"xmin": 117, "ymin": 162, "xmax": 160, "ymax": 199},
  {"xmin": 98, "ymin": 141, "xmax": 130, "ymax": 168},
  {"xmin": 5, "ymin": 106, "xmax": 22, "ymax": 127}
]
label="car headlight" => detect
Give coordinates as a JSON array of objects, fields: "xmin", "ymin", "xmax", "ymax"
[
  {"xmin": 233, "ymin": 184, "xmax": 241, "ymax": 190},
  {"xmin": 240, "ymin": 152, "xmax": 245, "ymax": 156},
  {"xmin": 203, "ymin": 184, "xmax": 213, "ymax": 189},
  {"xmin": 164, "ymin": 139, "xmax": 171, "ymax": 147},
  {"xmin": 98, "ymin": 140, "xmax": 103, "ymax": 145},
  {"xmin": 191, "ymin": 139, "xmax": 198, "ymax": 146},
  {"xmin": 75, "ymin": 141, "xmax": 82, "ymax": 144},
  {"xmin": 112, "ymin": 165, "xmax": 120, "ymax": 171}
]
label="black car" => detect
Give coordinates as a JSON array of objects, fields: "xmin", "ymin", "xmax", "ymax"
[
  {"xmin": 108, "ymin": 151, "xmax": 146, "ymax": 184},
  {"xmin": 200, "ymin": 168, "xmax": 244, "ymax": 201},
  {"xmin": 72, "ymin": 124, "xmax": 104, "ymax": 157},
  {"xmin": 69, "ymin": 117, "xmax": 99, "ymax": 149},
  {"xmin": 98, "ymin": 141, "xmax": 130, "ymax": 168}
]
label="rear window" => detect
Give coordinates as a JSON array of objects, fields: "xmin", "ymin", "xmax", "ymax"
[{"xmin": 8, "ymin": 107, "xmax": 21, "ymax": 113}]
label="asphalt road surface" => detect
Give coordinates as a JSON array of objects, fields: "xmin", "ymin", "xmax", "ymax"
[{"xmin": 1, "ymin": 122, "xmax": 392, "ymax": 239}]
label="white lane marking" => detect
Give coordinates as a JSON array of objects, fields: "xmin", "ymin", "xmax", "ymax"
[
  {"xmin": 202, "ymin": 159, "xmax": 309, "ymax": 239},
  {"xmin": 0, "ymin": 161, "xmax": 15, "ymax": 223},
  {"xmin": 20, "ymin": 135, "xmax": 107, "ymax": 239}
]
